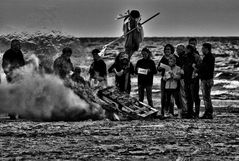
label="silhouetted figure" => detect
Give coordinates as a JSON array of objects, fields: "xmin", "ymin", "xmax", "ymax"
[
  {"xmin": 2, "ymin": 39, "xmax": 25, "ymax": 82},
  {"xmin": 89, "ymin": 49, "xmax": 107, "ymax": 88},
  {"xmin": 53, "ymin": 47, "xmax": 74, "ymax": 79},
  {"xmin": 2, "ymin": 39, "xmax": 25, "ymax": 119}
]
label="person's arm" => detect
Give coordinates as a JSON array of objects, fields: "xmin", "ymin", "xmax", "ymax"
[
  {"xmin": 2, "ymin": 52, "xmax": 10, "ymax": 74},
  {"xmin": 135, "ymin": 61, "xmax": 139, "ymax": 74},
  {"xmin": 150, "ymin": 60, "xmax": 157, "ymax": 75},
  {"xmin": 18, "ymin": 51, "xmax": 25, "ymax": 66},
  {"xmin": 130, "ymin": 63, "xmax": 135, "ymax": 75},
  {"xmin": 108, "ymin": 63, "xmax": 116, "ymax": 73},
  {"xmin": 172, "ymin": 67, "xmax": 181, "ymax": 80}
]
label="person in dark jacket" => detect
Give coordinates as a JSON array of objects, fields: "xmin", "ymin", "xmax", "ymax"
[
  {"xmin": 184, "ymin": 44, "xmax": 201, "ymax": 118},
  {"xmin": 53, "ymin": 47, "xmax": 74, "ymax": 79},
  {"xmin": 2, "ymin": 39, "xmax": 25, "ymax": 120},
  {"xmin": 199, "ymin": 43, "xmax": 215, "ymax": 119},
  {"xmin": 157, "ymin": 44, "xmax": 175, "ymax": 117},
  {"xmin": 135, "ymin": 47, "xmax": 157, "ymax": 107},
  {"xmin": 108, "ymin": 52, "xmax": 134, "ymax": 93},
  {"xmin": 188, "ymin": 38, "xmax": 202, "ymax": 118},
  {"xmin": 89, "ymin": 49, "xmax": 107, "ymax": 88},
  {"xmin": 2, "ymin": 39, "xmax": 25, "ymax": 83}
]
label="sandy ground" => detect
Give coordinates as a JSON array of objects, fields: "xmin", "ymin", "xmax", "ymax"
[{"xmin": 0, "ymin": 106, "xmax": 238, "ymax": 160}]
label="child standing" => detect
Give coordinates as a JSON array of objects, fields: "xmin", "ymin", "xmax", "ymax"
[{"xmin": 163, "ymin": 55, "xmax": 182, "ymax": 118}]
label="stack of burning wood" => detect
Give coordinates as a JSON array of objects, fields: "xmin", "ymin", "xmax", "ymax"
[{"xmin": 64, "ymin": 78, "xmax": 158, "ymax": 120}]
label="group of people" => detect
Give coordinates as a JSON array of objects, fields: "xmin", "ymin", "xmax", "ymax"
[
  {"xmin": 1, "ymin": 9, "xmax": 215, "ymax": 120},
  {"xmin": 74, "ymin": 37, "xmax": 215, "ymax": 120}
]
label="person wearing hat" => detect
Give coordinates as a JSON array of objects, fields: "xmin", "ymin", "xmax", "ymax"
[
  {"xmin": 89, "ymin": 49, "xmax": 107, "ymax": 88},
  {"xmin": 108, "ymin": 52, "xmax": 134, "ymax": 93},
  {"xmin": 123, "ymin": 10, "xmax": 144, "ymax": 58},
  {"xmin": 135, "ymin": 47, "xmax": 157, "ymax": 107},
  {"xmin": 53, "ymin": 47, "xmax": 74, "ymax": 80}
]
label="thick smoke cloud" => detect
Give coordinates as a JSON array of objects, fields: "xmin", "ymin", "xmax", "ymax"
[{"xmin": 0, "ymin": 55, "xmax": 105, "ymax": 121}]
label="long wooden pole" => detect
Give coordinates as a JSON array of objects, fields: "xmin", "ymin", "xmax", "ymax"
[{"xmin": 99, "ymin": 12, "xmax": 160, "ymax": 56}]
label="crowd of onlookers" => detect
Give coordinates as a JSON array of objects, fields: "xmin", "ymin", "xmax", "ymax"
[{"xmin": 1, "ymin": 37, "xmax": 215, "ymax": 120}]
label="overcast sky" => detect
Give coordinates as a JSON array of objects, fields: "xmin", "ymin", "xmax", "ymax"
[{"xmin": 0, "ymin": 0, "xmax": 239, "ymax": 37}]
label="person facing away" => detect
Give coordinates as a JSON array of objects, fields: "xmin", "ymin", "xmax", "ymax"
[
  {"xmin": 89, "ymin": 49, "xmax": 107, "ymax": 88},
  {"xmin": 163, "ymin": 55, "xmax": 182, "ymax": 118},
  {"xmin": 108, "ymin": 52, "xmax": 134, "ymax": 93},
  {"xmin": 199, "ymin": 43, "xmax": 215, "ymax": 119},
  {"xmin": 135, "ymin": 47, "xmax": 157, "ymax": 107},
  {"xmin": 53, "ymin": 47, "xmax": 74, "ymax": 80},
  {"xmin": 123, "ymin": 10, "xmax": 144, "ymax": 58},
  {"xmin": 2, "ymin": 39, "xmax": 25, "ymax": 83},
  {"xmin": 157, "ymin": 44, "xmax": 175, "ymax": 117}
]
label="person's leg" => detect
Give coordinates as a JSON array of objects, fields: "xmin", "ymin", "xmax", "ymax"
[
  {"xmin": 179, "ymin": 79, "xmax": 188, "ymax": 116},
  {"xmin": 161, "ymin": 79, "xmax": 166, "ymax": 116},
  {"xmin": 201, "ymin": 79, "xmax": 214, "ymax": 118},
  {"xmin": 192, "ymin": 78, "xmax": 200, "ymax": 117},
  {"xmin": 138, "ymin": 84, "xmax": 145, "ymax": 103},
  {"xmin": 185, "ymin": 82, "xmax": 194, "ymax": 118},
  {"xmin": 146, "ymin": 85, "xmax": 153, "ymax": 107},
  {"xmin": 165, "ymin": 89, "xmax": 172, "ymax": 116}
]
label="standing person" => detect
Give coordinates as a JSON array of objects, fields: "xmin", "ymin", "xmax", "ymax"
[
  {"xmin": 135, "ymin": 47, "xmax": 157, "ymax": 107},
  {"xmin": 157, "ymin": 44, "xmax": 175, "ymax": 117},
  {"xmin": 123, "ymin": 10, "xmax": 144, "ymax": 58},
  {"xmin": 184, "ymin": 45, "xmax": 199, "ymax": 118},
  {"xmin": 176, "ymin": 44, "xmax": 188, "ymax": 118},
  {"xmin": 108, "ymin": 52, "xmax": 134, "ymax": 93},
  {"xmin": 163, "ymin": 55, "xmax": 182, "ymax": 118},
  {"xmin": 53, "ymin": 47, "xmax": 74, "ymax": 80},
  {"xmin": 188, "ymin": 38, "xmax": 201, "ymax": 118},
  {"xmin": 2, "ymin": 39, "xmax": 25, "ymax": 119},
  {"xmin": 199, "ymin": 43, "xmax": 215, "ymax": 119},
  {"xmin": 89, "ymin": 49, "xmax": 107, "ymax": 88},
  {"xmin": 2, "ymin": 39, "xmax": 25, "ymax": 83}
]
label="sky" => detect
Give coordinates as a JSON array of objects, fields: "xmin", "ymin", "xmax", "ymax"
[{"xmin": 0, "ymin": 0, "xmax": 239, "ymax": 37}]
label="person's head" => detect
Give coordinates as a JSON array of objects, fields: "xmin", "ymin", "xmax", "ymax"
[
  {"xmin": 119, "ymin": 52, "xmax": 129, "ymax": 65},
  {"xmin": 141, "ymin": 47, "xmax": 152, "ymax": 60},
  {"xmin": 130, "ymin": 10, "xmax": 140, "ymax": 20},
  {"xmin": 185, "ymin": 45, "xmax": 194, "ymax": 55},
  {"xmin": 164, "ymin": 44, "xmax": 175, "ymax": 57},
  {"xmin": 188, "ymin": 38, "xmax": 197, "ymax": 48},
  {"xmin": 74, "ymin": 66, "xmax": 81, "ymax": 75},
  {"xmin": 168, "ymin": 55, "xmax": 176, "ymax": 67},
  {"xmin": 91, "ymin": 49, "xmax": 100, "ymax": 61},
  {"xmin": 62, "ymin": 47, "xmax": 72, "ymax": 59},
  {"xmin": 202, "ymin": 43, "xmax": 212, "ymax": 55},
  {"xmin": 176, "ymin": 44, "xmax": 185, "ymax": 56},
  {"xmin": 11, "ymin": 39, "xmax": 21, "ymax": 51}
]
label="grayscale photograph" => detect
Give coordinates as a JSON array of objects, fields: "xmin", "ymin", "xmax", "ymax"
[{"xmin": 0, "ymin": 0, "xmax": 238, "ymax": 160}]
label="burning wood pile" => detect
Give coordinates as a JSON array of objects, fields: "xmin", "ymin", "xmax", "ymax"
[
  {"xmin": 64, "ymin": 79, "xmax": 158, "ymax": 120},
  {"xmin": 97, "ymin": 87, "xmax": 158, "ymax": 120}
]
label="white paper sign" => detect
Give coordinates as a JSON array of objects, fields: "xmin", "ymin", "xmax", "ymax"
[{"xmin": 138, "ymin": 68, "xmax": 148, "ymax": 75}]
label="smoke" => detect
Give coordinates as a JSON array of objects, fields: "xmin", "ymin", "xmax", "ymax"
[{"xmin": 0, "ymin": 55, "xmax": 105, "ymax": 121}]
